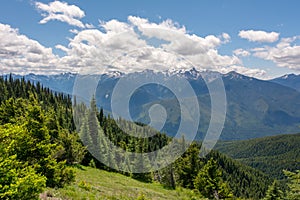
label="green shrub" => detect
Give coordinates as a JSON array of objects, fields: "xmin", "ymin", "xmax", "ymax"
[
  {"xmin": 78, "ymin": 180, "xmax": 91, "ymax": 191},
  {"xmin": 0, "ymin": 155, "xmax": 46, "ymax": 200}
]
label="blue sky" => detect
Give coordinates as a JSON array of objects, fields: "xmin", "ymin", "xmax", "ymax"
[{"xmin": 1, "ymin": 0, "xmax": 300, "ymax": 78}]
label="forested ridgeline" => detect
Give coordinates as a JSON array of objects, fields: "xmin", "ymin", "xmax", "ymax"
[
  {"xmin": 215, "ymin": 133, "xmax": 300, "ymax": 180},
  {"xmin": 0, "ymin": 75, "xmax": 299, "ymax": 200}
]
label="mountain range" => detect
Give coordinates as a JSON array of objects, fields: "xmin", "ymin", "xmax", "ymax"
[{"xmin": 8, "ymin": 69, "xmax": 300, "ymax": 140}]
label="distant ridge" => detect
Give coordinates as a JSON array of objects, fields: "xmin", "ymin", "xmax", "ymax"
[
  {"xmin": 4, "ymin": 69, "xmax": 300, "ymax": 140},
  {"xmin": 215, "ymin": 132, "xmax": 300, "ymax": 179},
  {"xmin": 270, "ymin": 73, "xmax": 300, "ymax": 91}
]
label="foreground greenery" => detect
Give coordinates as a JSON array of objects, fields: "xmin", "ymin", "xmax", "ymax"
[
  {"xmin": 43, "ymin": 166, "xmax": 300, "ymax": 200},
  {"xmin": 43, "ymin": 166, "xmax": 205, "ymax": 200}
]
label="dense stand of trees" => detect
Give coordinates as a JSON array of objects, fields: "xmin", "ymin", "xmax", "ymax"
[
  {"xmin": 0, "ymin": 75, "xmax": 299, "ymax": 199},
  {"xmin": 0, "ymin": 75, "xmax": 85, "ymax": 199},
  {"xmin": 75, "ymin": 97, "xmax": 272, "ymax": 199},
  {"xmin": 216, "ymin": 133, "xmax": 300, "ymax": 180}
]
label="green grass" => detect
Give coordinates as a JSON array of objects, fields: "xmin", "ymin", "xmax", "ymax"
[{"xmin": 42, "ymin": 166, "xmax": 205, "ymax": 200}]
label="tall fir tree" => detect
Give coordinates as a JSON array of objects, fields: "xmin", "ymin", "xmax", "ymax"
[{"xmin": 194, "ymin": 158, "xmax": 233, "ymax": 199}]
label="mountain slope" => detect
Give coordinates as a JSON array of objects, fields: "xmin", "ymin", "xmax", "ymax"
[
  {"xmin": 207, "ymin": 150, "xmax": 272, "ymax": 199},
  {"xmin": 215, "ymin": 133, "xmax": 300, "ymax": 179},
  {"xmin": 270, "ymin": 73, "xmax": 300, "ymax": 92},
  {"xmin": 43, "ymin": 166, "xmax": 203, "ymax": 200},
  {"xmin": 8, "ymin": 70, "xmax": 300, "ymax": 140},
  {"xmin": 221, "ymin": 72, "xmax": 300, "ymax": 139},
  {"xmin": 120, "ymin": 70, "xmax": 300, "ymax": 139}
]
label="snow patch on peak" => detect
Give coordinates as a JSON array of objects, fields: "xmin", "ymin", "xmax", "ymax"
[
  {"xmin": 105, "ymin": 70, "xmax": 124, "ymax": 78},
  {"xmin": 224, "ymin": 71, "xmax": 249, "ymax": 80},
  {"xmin": 281, "ymin": 73, "xmax": 297, "ymax": 79}
]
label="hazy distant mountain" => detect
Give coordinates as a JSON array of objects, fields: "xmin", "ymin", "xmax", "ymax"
[
  {"xmin": 222, "ymin": 71, "xmax": 300, "ymax": 139},
  {"xmin": 7, "ymin": 69, "xmax": 300, "ymax": 140},
  {"xmin": 270, "ymin": 73, "xmax": 300, "ymax": 92},
  {"xmin": 11, "ymin": 73, "xmax": 76, "ymax": 95}
]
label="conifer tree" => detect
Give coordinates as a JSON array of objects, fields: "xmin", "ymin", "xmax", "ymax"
[
  {"xmin": 176, "ymin": 142, "xmax": 202, "ymax": 188},
  {"xmin": 194, "ymin": 158, "xmax": 233, "ymax": 199},
  {"xmin": 0, "ymin": 125, "xmax": 46, "ymax": 200},
  {"xmin": 132, "ymin": 153, "xmax": 153, "ymax": 182},
  {"xmin": 263, "ymin": 180, "xmax": 284, "ymax": 200},
  {"xmin": 284, "ymin": 169, "xmax": 300, "ymax": 200},
  {"xmin": 88, "ymin": 96, "xmax": 99, "ymax": 147}
]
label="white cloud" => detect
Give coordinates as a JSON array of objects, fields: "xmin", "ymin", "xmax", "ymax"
[
  {"xmin": 55, "ymin": 44, "xmax": 69, "ymax": 52},
  {"xmin": 125, "ymin": 16, "xmax": 239, "ymax": 71},
  {"xmin": 58, "ymin": 23, "xmax": 148, "ymax": 73},
  {"xmin": 0, "ymin": 16, "xmax": 266, "ymax": 78},
  {"xmin": 58, "ymin": 16, "xmax": 243, "ymax": 74},
  {"xmin": 233, "ymin": 48, "xmax": 250, "ymax": 57},
  {"xmin": 85, "ymin": 23, "xmax": 95, "ymax": 29},
  {"xmin": 0, "ymin": 23, "xmax": 64, "ymax": 74},
  {"xmin": 128, "ymin": 16, "xmax": 223, "ymax": 54},
  {"xmin": 252, "ymin": 36, "xmax": 300, "ymax": 70},
  {"xmin": 69, "ymin": 29, "xmax": 79, "ymax": 34},
  {"xmin": 221, "ymin": 33, "xmax": 231, "ymax": 43},
  {"xmin": 35, "ymin": 1, "xmax": 86, "ymax": 28},
  {"xmin": 239, "ymin": 30, "xmax": 279, "ymax": 43}
]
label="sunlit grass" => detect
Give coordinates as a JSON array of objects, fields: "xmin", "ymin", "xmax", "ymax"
[{"xmin": 43, "ymin": 166, "xmax": 205, "ymax": 200}]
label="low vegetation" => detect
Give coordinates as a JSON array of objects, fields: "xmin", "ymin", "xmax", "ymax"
[{"xmin": 43, "ymin": 166, "xmax": 205, "ymax": 200}]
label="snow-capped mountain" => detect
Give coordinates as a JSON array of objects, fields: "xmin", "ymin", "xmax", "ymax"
[{"xmin": 270, "ymin": 73, "xmax": 300, "ymax": 92}]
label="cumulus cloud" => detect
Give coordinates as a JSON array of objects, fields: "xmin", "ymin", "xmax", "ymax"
[
  {"xmin": 55, "ymin": 16, "xmax": 242, "ymax": 74},
  {"xmin": 55, "ymin": 44, "xmax": 69, "ymax": 52},
  {"xmin": 59, "ymin": 20, "xmax": 148, "ymax": 73},
  {"xmin": 35, "ymin": 1, "xmax": 86, "ymax": 28},
  {"xmin": 239, "ymin": 30, "xmax": 279, "ymax": 43},
  {"xmin": 221, "ymin": 33, "xmax": 231, "ymax": 43},
  {"xmin": 0, "ymin": 23, "xmax": 65, "ymax": 74},
  {"xmin": 85, "ymin": 23, "xmax": 95, "ymax": 29},
  {"xmin": 69, "ymin": 29, "xmax": 79, "ymax": 34},
  {"xmin": 0, "ymin": 14, "xmax": 266, "ymax": 78},
  {"xmin": 233, "ymin": 48, "xmax": 250, "ymax": 57},
  {"xmin": 252, "ymin": 36, "xmax": 300, "ymax": 70},
  {"xmin": 127, "ymin": 16, "xmax": 226, "ymax": 55},
  {"xmin": 116, "ymin": 16, "xmax": 240, "ymax": 71}
]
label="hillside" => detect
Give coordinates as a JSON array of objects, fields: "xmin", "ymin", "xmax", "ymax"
[
  {"xmin": 42, "ymin": 166, "xmax": 204, "ymax": 200},
  {"xmin": 215, "ymin": 133, "xmax": 300, "ymax": 179},
  {"xmin": 43, "ymin": 158, "xmax": 272, "ymax": 200},
  {"xmin": 270, "ymin": 73, "xmax": 300, "ymax": 92}
]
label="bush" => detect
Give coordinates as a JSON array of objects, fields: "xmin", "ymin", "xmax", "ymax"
[
  {"xmin": 78, "ymin": 180, "xmax": 91, "ymax": 191},
  {"xmin": 0, "ymin": 155, "xmax": 46, "ymax": 200}
]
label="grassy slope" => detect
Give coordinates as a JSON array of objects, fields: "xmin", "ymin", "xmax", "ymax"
[
  {"xmin": 215, "ymin": 133, "xmax": 300, "ymax": 179},
  {"xmin": 43, "ymin": 166, "xmax": 204, "ymax": 200}
]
